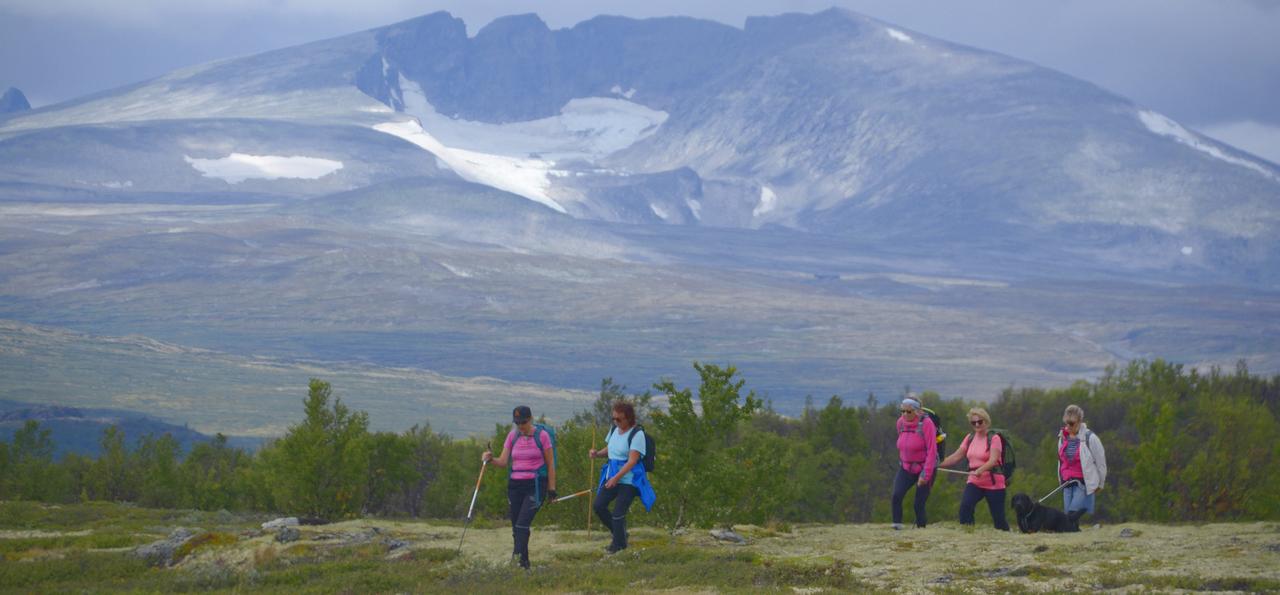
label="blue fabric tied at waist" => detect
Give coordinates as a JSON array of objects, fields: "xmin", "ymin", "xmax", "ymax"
[{"xmin": 599, "ymin": 459, "xmax": 656, "ymax": 511}]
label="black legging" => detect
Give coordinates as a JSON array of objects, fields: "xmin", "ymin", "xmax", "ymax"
[
  {"xmin": 593, "ymin": 483, "xmax": 639, "ymax": 550},
  {"xmin": 508, "ymin": 477, "xmax": 546, "ymax": 567},
  {"xmin": 891, "ymin": 467, "xmax": 932, "ymax": 527},
  {"xmin": 958, "ymin": 483, "xmax": 1010, "ymax": 531}
]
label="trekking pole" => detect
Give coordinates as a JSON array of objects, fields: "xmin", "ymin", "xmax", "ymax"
[
  {"xmin": 937, "ymin": 468, "xmax": 972, "ymax": 476},
  {"xmin": 1038, "ymin": 480, "xmax": 1080, "ymax": 504},
  {"xmin": 456, "ymin": 444, "xmax": 491, "ymax": 554},
  {"xmin": 551, "ymin": 489, "xmax": 593, "ymax": 504}
]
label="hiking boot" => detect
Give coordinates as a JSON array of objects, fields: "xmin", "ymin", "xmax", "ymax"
[
  {"xmin": 605, "ymin": 543, "xmax": 624, "ymax": 554},
  {"xmin": 892, "ymin": 523, "xmax": 904, "ymax": 530}
]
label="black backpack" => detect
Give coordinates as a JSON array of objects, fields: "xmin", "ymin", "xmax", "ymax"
[
  {"xmin": 610, "ymin": 424, "xmax": 656, "ymax": 473},
  {"xmin": 964, "ymin": 429, "xmax": 1016, "ymax": 481}
]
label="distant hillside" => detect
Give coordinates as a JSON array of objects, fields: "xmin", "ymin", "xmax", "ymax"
[{"xmin": 0, "ymin": 400, "xmax": 260, "ymax": 457}]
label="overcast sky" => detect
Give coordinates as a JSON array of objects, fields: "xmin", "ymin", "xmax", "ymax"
[{"xmin": 1, "ymin": 0, "xmax": 1277, "ymax": 161}]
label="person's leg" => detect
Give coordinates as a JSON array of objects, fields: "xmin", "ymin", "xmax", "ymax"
[
  {"xmin": 593, "ymin": 485, "xmax": 619, "ymax": 538},
  {"xmin": 609, "ymin": 485, "xmax": 639, "ymax": 550},
  {"xmin": 512, "ymin": 481, "xmax": 542, "ymax": 568},
  {"xmin": 508, "ymin": 481, "xmax": 523, "ymax": 557},
  {"xmin": 985, "ymin": 488, "xmax": 1009, "ymax": 531},
  {"xmin": 958, "ymin": 483, "xmax": 982, "ymax": 526},
  {"xmin": 890, "ymin": 468, "xmax": 914, "ymax": 526},
  {"xmin": 913, "ymin": 476, "xmax": 932, "ymax": 528}
]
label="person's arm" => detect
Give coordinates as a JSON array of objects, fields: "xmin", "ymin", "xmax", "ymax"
[
  {"xmin": 921, "ymin": 418, "xmax": 938, "ymax": 483},
  {"xmin": 972, "ymin": 436, "xmax": 1002, "ymax": 475},
  {"xmin": 543, "ymin": 443, "xmax": 556, "ymax": 491},
  {"xmin": 606, "ymin": 450, "xmax": 642, "ymax": 489},
  {"xmin": 939, "ymin": 435, "xmax": 969, "ymax": 468},
  {"xmin": 483, "ymin": 433, "xmax": 513, "ymax": 467},
  {"xmin": 1092, "ymin": 433, "xmax": 1107, "ymax": 490}
]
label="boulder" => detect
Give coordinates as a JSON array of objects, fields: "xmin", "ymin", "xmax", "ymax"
[
  {"xmin": 709, "ymin": 528, "xmax": 746, "ymax": 544},
  {"xmin": 132, "ymin": 527, "xmax": 200, "ymax": 567},
  {"xmin": 262, "ymin": 517, "xmax": 299, "ymax": 530},
  {"xmin": 275, "ymin": 527, "xmax": 301, "ymax": 543}
]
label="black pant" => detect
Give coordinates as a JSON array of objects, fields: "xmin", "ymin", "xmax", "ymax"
[
  {"xmin": 891, "ymin": 467, "xmax": 932, "ymax": 527},
  {"xmin": 508, "ymin": 477, "xmax": 546, "ymax": 567},
  {"xmin": 959, "ymin": 483, "xmax": 1009, "ymax": 531},
  {"xmin": 593, "ymin": 483, "xmax": 639, "ymax": 549}
]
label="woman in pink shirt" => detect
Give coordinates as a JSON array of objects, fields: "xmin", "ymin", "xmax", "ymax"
[
  {"xmin": 483, "ymin": 405, "xmax": 557, "ymax": 569},
  {"xmin": 1058, "ymin": 404, "xmax": 1106, "ymax": 528},
  {"xmin": 939, "ymin": 407, "xmax": 1010, "ymax": 531},
  {"xmin": 891, "ymin": 397, "xmax": 937, "ymax": 529}
]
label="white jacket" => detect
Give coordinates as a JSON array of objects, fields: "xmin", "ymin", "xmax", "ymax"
[{"xmin": 1057, "ymin": 422, "xmax": 1107, "ymax": 495}]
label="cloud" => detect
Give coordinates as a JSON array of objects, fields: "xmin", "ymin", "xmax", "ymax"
[{"xmin": 1199, "ymin": 121, "xmax": 1280, "ymax": 166}]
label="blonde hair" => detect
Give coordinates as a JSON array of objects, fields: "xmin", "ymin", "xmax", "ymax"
[
  {"xmin": 1063, "ymin": 404, "xmax": 1084, "ymax": 422},
  {"xmin": 967, "ymin": 407, "xmax": 992, "ymax": 427}
]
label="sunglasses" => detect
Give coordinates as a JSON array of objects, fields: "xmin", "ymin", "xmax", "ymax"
[
  {"xmin": 970, "ymin": 419, "xmax": 985, "ymax": 426},
  {"xmin": 900, "ymin": 409, "xmax": 913, "ymax": 414},
  {"xmin": 1064, "ymin": 420, "xmax": 1079, "ymax": 427}
]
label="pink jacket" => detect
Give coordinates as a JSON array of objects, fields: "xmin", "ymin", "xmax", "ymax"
[{"xmin": 896, "ymin": 415, "xmax": 938, "ymax": 482}]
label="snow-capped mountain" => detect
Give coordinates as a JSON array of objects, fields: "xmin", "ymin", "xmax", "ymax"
[{"xmin": 2, "ymin": 9, "xmax": 1276, "ymax": 283}]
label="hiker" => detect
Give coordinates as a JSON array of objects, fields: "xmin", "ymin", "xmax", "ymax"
[
  {"xmin": 588, "ymin": 401, "xmax": 656, "ymax": 553},
  {"xmin": 940, "ymin": 407, "xmax": 1010, "ymax": 530},
  {"xmin": 892, "ymin": 396, "xmax": 938, "ymax": 529},
  {"xmin": 482, "ymin": 405, "xmax": 557, "ymax": 569},
  {"xmin": 1058, "ymin": 404, "xmax": 1107, "ymax": 528}
]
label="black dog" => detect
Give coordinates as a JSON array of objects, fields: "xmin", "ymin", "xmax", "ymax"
[{"xmin": 1012, "ymin": 493, "xmax": 1079, "ymax": 533}]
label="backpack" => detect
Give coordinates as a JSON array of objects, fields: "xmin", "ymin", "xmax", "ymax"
[
  {"xmin": 897, "ymin": 408, "xmax": 947, "ymax": 465},
  {"xmin": 963, "ymin": 429, "xmax": 1016, "ymax": 482},
  {"xmin": 609, "ymin": 424, "xmax": 656, "ymax": 473}
]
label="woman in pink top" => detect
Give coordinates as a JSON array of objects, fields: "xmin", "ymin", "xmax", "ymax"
[
  {"xmin": 891, "ymin": 397, "xmax": 937, "ymax": 529},
  {"xmin": 939, "ymin": 407, "xmax": 1010, "ymax": 531},
  {"xmin": 483, "ymin": 405, "xmax": 557, "ymax": 569},
  {"xmin": 1058, "ymin": 404, "xmax": 1106, "ymax": 528}
]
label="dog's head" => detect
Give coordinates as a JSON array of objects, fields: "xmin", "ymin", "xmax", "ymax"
[{"xmin": 1011, "ymin": 493, "xmax": 1035, "ymax": 515}]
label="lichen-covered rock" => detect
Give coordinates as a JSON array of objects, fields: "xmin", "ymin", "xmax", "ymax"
[
  {"xmin": 276, "ymin": 527, "xmax": 301, "ymax": 543},
  {"xmin": 132, "ymin": 527, "xmax": 200, "ymax": 567},
  {"xmin": 710, "ymin": 528, "xmax": 746, "ymax": 544}
]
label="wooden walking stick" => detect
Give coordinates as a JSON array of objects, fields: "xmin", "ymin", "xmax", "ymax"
[{"xmin": 587, "ymin": 421, "xmax": 596, "ymax": 538}]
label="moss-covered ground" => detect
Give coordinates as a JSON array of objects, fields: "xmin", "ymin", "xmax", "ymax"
[{"xmin": 1, "ymin": 501, "xmax": 1277, "ymax": 593}]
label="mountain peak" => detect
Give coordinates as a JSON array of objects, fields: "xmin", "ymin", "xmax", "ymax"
[{"xmin": 1, "ymin": 87, "xmax": 31, "ymax": 114}]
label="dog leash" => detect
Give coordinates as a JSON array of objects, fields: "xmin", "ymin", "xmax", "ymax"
[{"xmin": 1038, "ymin": 479, "xmax": 1081, "ymax": 503}]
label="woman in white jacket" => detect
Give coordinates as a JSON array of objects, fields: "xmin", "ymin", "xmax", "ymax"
[{"xmin": 1057, "ymin": 404, "xmax": 1107, "ymax": 527}]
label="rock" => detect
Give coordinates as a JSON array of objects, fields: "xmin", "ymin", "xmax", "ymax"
[
  {"xmin": 1263, "ymin": 543, "xmax": 1280, "ymax": 553},
  {"xmin": 710, "ymin": 529, "xmax": 747, "ymax": 544},
  {"xmin": 132, "ymin": 527, "xmax": 199, "ymax": 567},
  {"xmin": 384, "ymin": 538, "xmax": 409, "ymax": 550},
  {"xmin": 275, "ymin": 527, "xmax": 301, "ymax": 543},
  {"xmin": 262, "ymin": 517, "xmax": 299, "ymax": 530},
  {"xmin": 929, "ymin": 574, "xmax": 953, "ymax": 585},
  {"xmin": 1119, "ymin": 528, "xmax": 1140, "ymax": 538},
  {"xmin": 1033, "ymin": 545, "xmax": 1050, "ymax": 553},
  {"xmin": 0, "ymin": 88, "xmax": 30, "ymax": 114}
]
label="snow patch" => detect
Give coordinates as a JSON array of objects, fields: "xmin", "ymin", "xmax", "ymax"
[
  {"xmin": 650, "ymin": 203, "xmax": 670, "ymax": 221},
  {"xmin": 438, "ymin": 262, "xmax": 473, "ymax": 278},
  {"xmin": 184, "ymin": 153, "xmax": 343, "ymax": 184},
  {"xmin": 886, "ymin": 28, "xmax": 914, "ymax": 44},
  {"xmin": 610, "ymin": 85, "xmax": 637, "ymax": 99},
  {"xmin": 686, "ymin": 198, "xmax": 703, "ymax": 221},
  {"xmin": 1138, "ymin": 110, "xmax": 1277, "ymax": 180},
  {"xmin": 1181, "ymin": 246, "xmax": 1194, "ymax": 256},
  {"xmin": 753, "ymin": 186, "xmax": 778, "ymax": 217},
  {"xmin": 373, "ymin": 74, "xmax": 667, "ymax": 212},
  {"xmin": 101, "ymin": 180, "xmax": 133, "ymax": 189}
]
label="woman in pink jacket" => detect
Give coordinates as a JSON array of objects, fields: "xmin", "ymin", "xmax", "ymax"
[{"xmin": 891, "ymin": 397, "xmax": 938, "ymax": 529}]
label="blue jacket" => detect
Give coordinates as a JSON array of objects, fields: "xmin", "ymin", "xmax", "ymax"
[{"xmin": 599, "ymin": 459, "xmax": 656, "ymax": 511}]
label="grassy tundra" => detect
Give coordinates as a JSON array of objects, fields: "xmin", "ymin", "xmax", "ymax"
[{"xmin": 2, "ymin": 501, "xmax": 1278, "ymax": 593}]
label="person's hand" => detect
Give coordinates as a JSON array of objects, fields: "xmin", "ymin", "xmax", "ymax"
[
  {"xmin": 918, "ymin": 476, "xmax": 928, "ymax": 487},
  {"xmin": 605, "ymin": 476, "xmax": 619, "ymax": 489},
  {"xmin": 482, "ymin": 450, "xmax": 492, "ymax": 463},
  {"xmin": 547, "ymin": 489, "xmax": 558, "ymax": 501},
  {"xmin": 588, "ymin": 448, "xmax": 597, "ymax": 459},
  {"xmin": 1094, "ymin": 485, "xmax": 1103, "ymax": 492}
]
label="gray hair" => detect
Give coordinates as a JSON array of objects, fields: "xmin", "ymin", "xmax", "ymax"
[{"xmin": 1063, "ymin": 404, "xmax": 1084, "ymax": 422}]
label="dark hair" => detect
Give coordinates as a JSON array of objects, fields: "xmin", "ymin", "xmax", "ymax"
[{"xmin": 612, "ymin": 401, "xmax": 636, "ymax": 426}]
